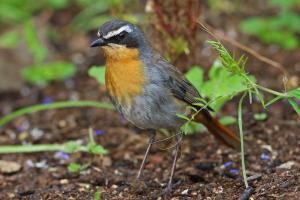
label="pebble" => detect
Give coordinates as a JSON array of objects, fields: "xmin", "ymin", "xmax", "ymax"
[
  {"xmin": 111, "ymin": 184, "xmax": 118, "ymax": 189},
  {"xmin": 18, "ymin": 131, "xmax": 29, "ymax": 141},
  {"xmin": 60, "ymin": 179, "xmax": 69, "ymax": 184},
  {"xmin": 239, "ymin": 186, "xmax": 253, "ymax": 200},
  {"xmin": 196, "ymin": 162, "xmax": 215, "ymax": 170},
  {"xmin": 0, "ymin": 160, "xmax": 22, "ymax": 174},
  {"xmin": 58, "ymin": 120, "xmax": 67, "ymax": 128},
  {"xmin": 247, "ymin": 173, "xmax": 262, "ymax": 182},
  {"xmin": 277, "ymin": 161, "xmax": 295, "ymax": 169},
  {"xmin": 191, "ymin": 192, "xmax": 197, "ymax": 196},
  {"xmin": 279, "ymin": 180, "xmax": 294, "ymax": 189},
  {"xmin": 30, "ymin": 128, "xmax": 44, "ymax": 140},
  {"xmin": 181, "ymin": 189, "xmax": 189, "ymax": 195}
]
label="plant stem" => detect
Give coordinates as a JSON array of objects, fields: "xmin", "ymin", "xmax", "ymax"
[
  {"xmin": 256, "ymin": 85, "xmax": 288, "ymax": 97},
  {"xmin": 238, "ymin": 92, "xmax": 249, "ymax": 188},
  {"xmin": 0, "ymin": 144, "xmax": 64, "ymax": 154},
  {"xmin": 0, "ymin": 101, "xmax": 115, "ymax": 127}
]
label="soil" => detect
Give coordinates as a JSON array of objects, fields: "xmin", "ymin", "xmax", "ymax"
[{"xmin": 0, "ymin": 1, "xmax": 300, "ymax": 200}]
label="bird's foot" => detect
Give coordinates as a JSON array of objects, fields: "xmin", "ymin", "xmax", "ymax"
[{"xmin": 160, "ymin": 184, "xmax": 172, "ymax": 199}]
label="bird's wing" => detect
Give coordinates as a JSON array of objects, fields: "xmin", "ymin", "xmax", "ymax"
[{"xmin": 153, "ymin": 54, "xmax": 212, "ymax": 110}]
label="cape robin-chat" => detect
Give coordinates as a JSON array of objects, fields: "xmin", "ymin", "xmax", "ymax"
[{"xmin": 90, "ymin": 20, "xmax": 240, "ymax": 193}]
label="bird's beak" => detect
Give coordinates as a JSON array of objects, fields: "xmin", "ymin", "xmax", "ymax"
[{"xmin": 90, "ymin": 38, "xmax": 106, "ymax": 47}]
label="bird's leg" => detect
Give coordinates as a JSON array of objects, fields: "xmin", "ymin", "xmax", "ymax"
[
  {"xmin": 136, "ymin": 130, "xmax": 156, "ymax": 179},
  {"xmin": 165, "ymin": 132, "xmax": 182, "ymax": 193}
]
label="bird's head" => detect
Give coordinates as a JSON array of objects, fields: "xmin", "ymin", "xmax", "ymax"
[{"xmin": 90, "ymin": 20, "xmax": 149, "ymax": 60}]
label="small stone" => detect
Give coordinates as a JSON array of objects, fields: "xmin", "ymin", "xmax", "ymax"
[
  {"xmin": 18, "ymin": 131, "xmax": 29, "ymax": 141},
  {"xmin": 277, "ymin": 161, "xmax": 295, "ymax": 169},
  {"xmin": 0, "ymin": 160, "xmax": 22, "ymax": 174},
  {"xmin": 60, "ymin": 179, "xmax": 69, "ymax": 184},
  {"xmin": 247, "ymin": 173, "xmax": 262, "ymax": 182},
  {"xmin": 239, "ymin": 186, "xmax": 253, "ymax": 200},
  {"xmin": 58, "ymin": 120, "xmax": 67, "ymax": 128},
  {"xmin": 30, "ymin": 128, "xmax": 44, "ymax": 140},
  {"xmin": 102, "ymin": 156, "xmax": 112, "ymax": 167},
  {"xmin": 181, "ymin": 189, "xmax": 189, "ymax": 195},
  {"xmin": 191, "ymin": 192, "xmax": 197, "ymax": 196},
  {"xmin": 34, "ymin": 160, "xmax": 48, "ymax": 168},
  {"xmin": 7, "ymin": 193, "xmax": 15, "ymax": 198},
  {"xmin": 196, "ymin": 162, "xmax": 215, "ymax": 170},
  {"xmin": 111, "ymin": 184, "xmax": 118, "ymax": 189}
]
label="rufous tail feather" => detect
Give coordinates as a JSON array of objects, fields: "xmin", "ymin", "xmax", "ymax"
[{"xmin": 195, "ymin": 110, "xmax": 240, "ymax": 149}]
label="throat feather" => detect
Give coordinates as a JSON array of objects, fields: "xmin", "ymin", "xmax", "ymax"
[{"xmin": 105, "ymin": 52, "xmax": 146, "ymax": 104}]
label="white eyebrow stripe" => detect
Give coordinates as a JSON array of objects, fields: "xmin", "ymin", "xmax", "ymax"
[{"xmin": 103, "ymin": 25, "xmax": 132, "ymax": 39}]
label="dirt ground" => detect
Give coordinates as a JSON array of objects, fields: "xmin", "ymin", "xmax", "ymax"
[
  {"xmin": 0, "ymin": 71, "xmax": 299, "ymax": 200},
  {"xmin": 0, "ymin": 1, "xmax": 300, "ymax": 200}
]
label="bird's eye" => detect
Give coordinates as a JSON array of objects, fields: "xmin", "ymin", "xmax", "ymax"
[{"xmin": 117, "ymin": 31, "xmax": 126, "ymax": 40}]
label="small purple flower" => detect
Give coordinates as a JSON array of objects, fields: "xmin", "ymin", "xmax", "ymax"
[
  {"xmin": 54, "ymin": 151, "xmax": 70, "ymax": 160},
  {"xmin": 223, "ymin": 161, "xmax": 234, "ymax": 168},
  {"xmin": 17, "ymin": 126, "xmax": 26, "ymax": 132},
  {"xmin": 229, "ymin": 169, "xmax": 239, "ymax": 175},
  {"xmin": 260, "ymin": 152, "xmax": 270, "ymax": 161},
  {"xmin": 42, "ymin": 97, "xmax": 54, "ymax": 104},
  {"xmin": 94, "ymin": 130, "xmax": 105, "ymax": 136}
]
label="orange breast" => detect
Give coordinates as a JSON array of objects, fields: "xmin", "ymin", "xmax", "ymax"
[{"xmin": 103, "ymin": 46, "xmax": 146, "ymax": 105}]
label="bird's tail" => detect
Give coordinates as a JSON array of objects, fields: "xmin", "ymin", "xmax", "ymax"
[{"xmin": 195, "ymin": 110, "xmax": 240, "ymax": 149}]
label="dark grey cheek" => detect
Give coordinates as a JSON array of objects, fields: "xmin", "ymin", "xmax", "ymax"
[{"xmin": 123, "ymin": 36, "xmax": 139, "ymax": 48}]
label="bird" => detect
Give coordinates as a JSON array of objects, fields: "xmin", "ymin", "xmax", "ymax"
[{"xmin": 90, "ymin": 20, "xmax": 240, "ymax": 194}]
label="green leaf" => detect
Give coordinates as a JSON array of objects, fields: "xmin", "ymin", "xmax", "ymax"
[
  {"xmin": 288, "ymin": 87, "xmax": 300, "ymax": 99},
  {"xmin": 24, "ymin": 20, "xmax": 48, "ymax": 63},
  {"xmin": 288, "ymin": 99, "xmax": 300, "ymax": 116},
  {"xmin": 254, "ymin": 113, "xmax": 268, "ymax": 121},
  {"xmin": 47, "ymin": 0, "xmax": 69, "ymax": 9},
  {"xmin": 87, "ymin": 143, "xmax": 108, "ymax": 155},
  {"xmin": 94, "ymin": 191, "xmax": 101, "ymax": 200},
  {"xmin": 22, "ymin": 61, "xmax": 76, "ymax": 85},
  {"xmin": 219, "ymin": 116, "xmax": 236, "ymax": 125},
  {"xmin": 185, "ymin": 66, "xmax": 204, "ymax": 91},
  {"xmin": 270, "ymin": 0, "xmax": 300, "ymax": 9},
  {"xmin": 240, "ymin": 11, "xmax": 300, "ymax": 50},
  {"xmin": 88, "ymin": 66, "xmax": 106, "ymax": 85},
  {"xmin": 68, "ymin": 162, "xmax": 89, "ymax": 173},
  {"xmin": 176, "ymin": 114, "xmax": 190, "ymax": 121},
  {"xmin": 63, "ymin": 141, "xmax": 82, "ymax": 153},
  {"xmin": 181, "ymin": 122, "xmax": 206, "ymax": 135},
  {"xmin": 0, "ymin": 30, "xmax": 19, "ymax": 48},
  {"xmin": 200, "ymin": 60, "xmax": 255, "ymax": 111}
]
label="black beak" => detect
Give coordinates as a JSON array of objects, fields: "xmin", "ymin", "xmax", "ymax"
[{"xmin": 90, "ymin": 38, "xmax": 106, "ymax": 47}]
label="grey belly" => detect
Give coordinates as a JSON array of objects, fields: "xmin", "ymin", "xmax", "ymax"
[{"xmin": 121, "ymin": 86, "xmax": 186, "ymax": 130}]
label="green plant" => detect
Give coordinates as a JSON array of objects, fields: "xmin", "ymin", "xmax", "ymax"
[
  {"xmin": 68, "ymin": 162, "xmax": 89, "ymax": 173},
  {"xmin": 0, "ymin": 127, "xmax": 108, "ymax": 173},
  {"xmin": 0, "ymin": 134, "xmax": 108, "ymax": 155},
  {"xmin": 0, "ymin": 30, "xmax": 19, "ymax": 48},
  {"xmin": 179, "ymin": 40, "xmax": 299, "ymax": 189},
  {"xmin": 240, "ymin": 0, "xmax": 300, "ymax": 50},
  {"xmin": 94, "ymin": 191, "xmax": 102, "ymax": 200},
  {"xmin": 88, "ymin": 66, "xmax": 106, "ymax": 85},
  {"xmin": 22, "ymin": 61, "xmax": 77, "ymax": 85},
  {"xmin": 67, "ymin": 128, "xmax": 108, "ymax": 173}
]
